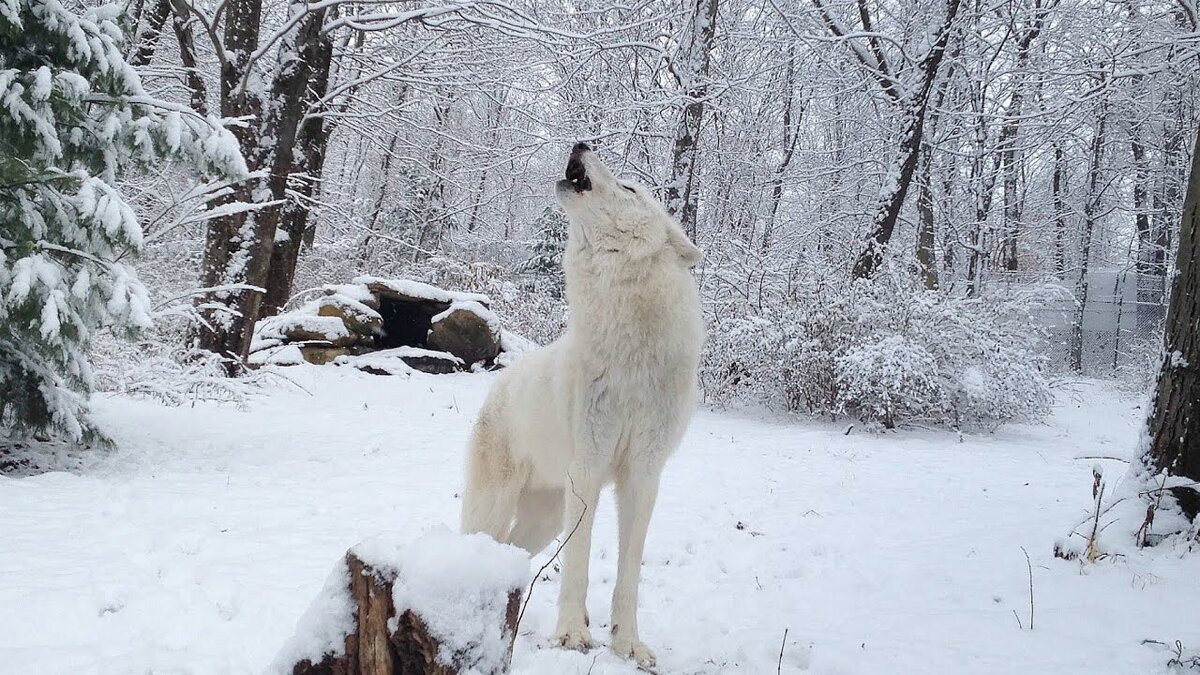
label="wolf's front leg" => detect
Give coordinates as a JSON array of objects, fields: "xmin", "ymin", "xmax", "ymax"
[
  {"xmin": 610, "ymin": 458, "xmax": 662, "ymax": 667},
  {"xmin": 555, "ymin": 465, "xmax": 602, "ymax": 650}
]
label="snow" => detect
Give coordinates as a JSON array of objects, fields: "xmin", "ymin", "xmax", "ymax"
[
  {"xmin": 248, "ymin": 343, "xmax": 305, "ymax": 366},
  {"xmin": 256, "ymin": 314, "xmax": 353, "ymax": 343},
  {"xmin": 497, "ymin": 331, "xmax": 539, "ymax": 367},
  {"xmin": 321, "ymin": 283, "xmax": 377, "ymax": 306},
  {"xmin": 355, "ymin": 529, "xmax": 528, "ymax": 672},
  {"xmin": 353, "ymin": 275, "xmax": 491, "ymax": 305},
  {"xmin": 1, "ymin": 371, "xmax": 1197, "ymax": 674},
  {"xmin": 267, "ymin": 529, "xmax": 526, "ymax": 674},
  {"xmin": 500, "ymin": 330, "xmax": 538, "ymax": 355},
  {"xmin": 267, "ymin": 559, "xmax": 355, "ymax": 671},
  {"xmin": 335, "ymin": 346, "xmax": 463, "ymax": 375}
]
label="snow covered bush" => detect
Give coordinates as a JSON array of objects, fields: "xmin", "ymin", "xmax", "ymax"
[
  {"xmin": 837, "ymin": 335, "xmax": 942, "ymax": 427},
  {"xmin": 0, "ymin": 0, "xmax": 244, "ymax": 444},
  {"xmin": 701, "ymin": 270, "xmax": 1054, "ymax": 429}
]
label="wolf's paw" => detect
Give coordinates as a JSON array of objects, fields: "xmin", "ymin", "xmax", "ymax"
[
  {"xmin": 556, "ymin": 625, "xmax": 595, "ymax": 652},
  {"xmin": 612, "ymin": 635, "xmax": 656, "ymax": 669}
]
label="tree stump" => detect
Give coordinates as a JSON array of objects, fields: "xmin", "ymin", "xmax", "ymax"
[{"xmin": 278, "ymin": 532, "xmax": 527, "ymax": 675}]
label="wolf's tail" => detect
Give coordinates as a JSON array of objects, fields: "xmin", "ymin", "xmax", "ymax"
[{"xmin": 460, "ymin": 399, "xmax": 522, "ymax": 540}]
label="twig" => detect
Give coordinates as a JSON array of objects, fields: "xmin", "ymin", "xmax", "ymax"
[
  {"xmin": 1021, "ymin": 546, "xmax": 1034, "ymax": 630},
  {"xmin": 1086, "ymin": 477, "xmax": 1106, "ymax": 562},
  {"xmin": 515, "ymin": 479, "xmax": 586, "ymax": 632},
  {"xmin": 1012, "ymin": 609, "xmax": 1023, "ymax": 630},
  {"xmin": 777, "ymin": 628, "xmax": 789, "ymax": 674}
]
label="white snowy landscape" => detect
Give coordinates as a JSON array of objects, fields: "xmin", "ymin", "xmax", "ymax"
[
  {"xmin": 3, "ymin": 0, "xmax": 1200, "ymax": 673},
  {"xmin": 2, "ymin": 368, "xmax": 1198, "ymax": 674}
]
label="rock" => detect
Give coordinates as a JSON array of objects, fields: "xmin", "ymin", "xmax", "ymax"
[
  {"xmin": 300, "ymin": 345, "xmax": 352, "ymax": 365},
  {"xmin": 280, "ymin": 315, "xmax": 358, "ymax": 347},
  {"xmin": 427, "ymin": 302, "xmax": 501, "ymax": 366},
  {"xmin": 340, "ymin": 348, "xmax": 463, "ymax": 376},
  {"xmin": 315, "ymin": 294, "xmax": 383, "ymax": 336},
  {"xmin": 321, "ymin": 283, "xmax": 381, "ymax": 310},
  {"xmin": 252, "ymin": 277, "xmax": 516, "ymax": 374}
]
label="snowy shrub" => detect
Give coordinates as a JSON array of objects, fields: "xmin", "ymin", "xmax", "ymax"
[
  {"xmin": 0, "ymin": 0, "xmax": 244, "ymax": 444},
  {"xmin": 701, "ymin": 269, "xmax": 1054, "ymax": 429},
  {"xmin": 836, "ymin": 335, "xmax": 941, "ymax": 427},
  {"xmin": 91, "ymin": 309, "xmax": 279, "ymax": 408}
]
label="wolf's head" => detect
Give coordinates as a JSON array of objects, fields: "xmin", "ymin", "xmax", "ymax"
[{"xmin": 555, "ymin": 143, "xmax": 702, "ymax": 266}]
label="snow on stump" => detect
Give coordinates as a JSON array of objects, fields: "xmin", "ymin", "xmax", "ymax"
[
  {"xmin": 277, "ymin": 531, "xmax": 528, "ymax": 675},
  {"xmin": 427, "ymin": 302, "xmax": 501, "ymax": 368}
]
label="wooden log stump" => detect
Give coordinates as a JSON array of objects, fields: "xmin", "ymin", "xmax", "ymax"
[{"xmin": 279, "ymin": 532, "xmax": 526, "ymax": 675}]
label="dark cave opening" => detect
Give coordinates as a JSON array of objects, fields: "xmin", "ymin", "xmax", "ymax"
[{"xmin": 375, "ymin": 296, "xmax": 445, "ymax": 349}]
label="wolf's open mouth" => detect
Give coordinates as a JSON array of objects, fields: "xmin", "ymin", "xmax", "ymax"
[{"xmin": 565, "ymin": 143, "xmax": 592, "ymax": 193}]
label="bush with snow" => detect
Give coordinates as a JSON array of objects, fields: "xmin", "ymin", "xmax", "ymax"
[
  {"xmin": 701, "ymin": 270, "xmax": 1054, "ymax": 429},
  {"xmin": 837, "ymin": 335, "xmax": 942, "ymax": 428},
  {"xmin": 0, "ymin": 0, "xmax": 244, "ymax": 444}
]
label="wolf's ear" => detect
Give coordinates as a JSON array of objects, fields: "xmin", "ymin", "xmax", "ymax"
[{"xmin": 667, "ymin": 226, "xmax": 702, "ymax": 267}]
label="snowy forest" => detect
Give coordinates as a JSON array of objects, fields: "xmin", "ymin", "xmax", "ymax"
[{"xmin": 2, "ymin": 0, "xmax": 1200, "ymax": 672}]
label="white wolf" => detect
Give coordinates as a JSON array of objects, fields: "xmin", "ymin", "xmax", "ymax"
[{"xmin": 460, "ymin": 143, "xmax": 704, "ymax": 667}]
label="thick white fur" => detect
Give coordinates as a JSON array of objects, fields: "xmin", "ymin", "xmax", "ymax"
[{"xmin": 460, "ymin": 148, "xmax": 704, "ymax": 667}]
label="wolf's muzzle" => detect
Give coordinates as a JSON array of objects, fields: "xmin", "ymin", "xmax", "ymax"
[{"xmin": 565, "ymin": 143, "xmax": 592, "ymax": 193}]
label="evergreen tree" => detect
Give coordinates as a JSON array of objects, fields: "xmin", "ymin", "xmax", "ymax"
[
  {"xmin": 515, "ymin": 207, "xmax": 568, "ymax": 277},
  {"xmin": 0, "ymin": 0, "xmax": 245, "ymax": 444}
]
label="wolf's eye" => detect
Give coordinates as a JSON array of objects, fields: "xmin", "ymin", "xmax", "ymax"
[{"xmin": 621, "ymin": 184, "xmax": 637, "ymax": 194}]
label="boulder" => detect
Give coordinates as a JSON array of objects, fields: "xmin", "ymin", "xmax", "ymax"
[
  {"xmin": 427, "ymin": 302, "xmax": 501, "ymax": 366},
  {"xmin": 280, "ymin": 315, "xmax": 358, "ymax": 347},
  {"xmin": 340, "ymin": 348, "xmax": 463, "ymax": 376},
  {"xmin": 250, "ymin": 277, "xmax": 525, "ymax": 374},
  {"xmin": 300, "ymin": 345, "xmax": 352, "ymax": 365},
  {"xmin": 315, "ymin": 294, "xmax": 383, "ymax": 336}
]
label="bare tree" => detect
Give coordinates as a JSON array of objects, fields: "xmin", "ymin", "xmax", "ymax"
[{"xmin": 807, "ymin": 0, "xmax": 964, "ymax": 279}]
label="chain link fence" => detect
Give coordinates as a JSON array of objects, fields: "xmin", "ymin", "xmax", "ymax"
[{"xmin": 985, "ymin": 269, "xmax": 1167, "ymax": 377}]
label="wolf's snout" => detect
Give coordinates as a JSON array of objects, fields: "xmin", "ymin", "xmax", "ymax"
[
  {"xmin": 566, "ymin": 157, "xmax": 586, "ymax": 181},
  {"xmin": 565, "ymin": 143, "xmax": 592, "ymax": 193}
]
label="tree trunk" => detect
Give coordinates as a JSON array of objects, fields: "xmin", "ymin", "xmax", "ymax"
[
  {"xmin": 170, "ymin": 0, "xmax": 209, "ymax": 116},
  {"xmin": 761, "ymin": 50, "xmax": 801, "ymax": 254},
  {"xmin": 192, "ymin": 1, "xmax": 328, "ymax": 372},
  {"xmin": 995, "ymin": 10, "xmax": 1047, "ymax": 272},
  {"xmin": 261, "ymin": 19, "xmax": 336, "ymax": 318},
  {"xmin": 1131, "ymin": 133, "xmax": 1155, "ymax": 276},
  {"xmin": 127, "ymin": 0, "xmax": 171, "ymax": 67},
  {"xmin": 1070, "ymin": 96, "xmax": 1108, "ymax": 373},
  {"xmin": 288, "ymin": 550, "xmax": 521, "ymax": 675},
  {"xmin": 914, "ymin": 67, "xmax": 953, "ymax": 291},
  {"xmin": 1053, "ymin": 143, "xmax": 1068, "ymax": 277},
  {"xmin": 1142, "ymin": 124, "xmax": 1200, "ymax": 513},
  {"xmin": 915, "ymin": 149, "xmax": 939, "ymax": 289},
  {"xmin": 665, "ymin": 0, "xmax": 719, "ymax": 242}
]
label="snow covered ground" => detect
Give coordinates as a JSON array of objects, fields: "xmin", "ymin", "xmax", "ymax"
[{"xmin": 2, "ymin": 367, "xmax": 1197, "ymax": 674}]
